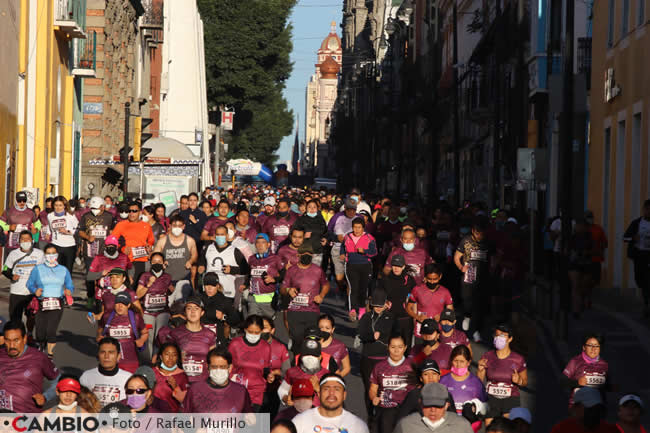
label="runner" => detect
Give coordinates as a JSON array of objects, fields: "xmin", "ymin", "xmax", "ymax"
[
  {"xmin": 294, "ymin": 200, "xmax": 328, "ymax": 266},
  {"xmin": 261, "ymin": 315, "xmax": 290, "ymax": 419},
  {"xmin": 291, "ymin": 373, "xmax": 369, "ymax": 433},
  {"xmin": 384, "ymin": 228, "xmax": 434, "ymax": 284},
  {"xmin": 142, "ymin": 205, "xmax": 166, "ymax": 240},
  {"xmin": 94, "ymin": 268, "xmax": 139, "ymax": 325},
  {"xmin": 201, "ymin": 199, "xmax": 232, "ymax": 241},
  {"xmin": 624, "ymin": 199, "xmax": 650, "ymax": 317},
  {"xmin": 0, "ymin": 191, "xmax": 40, "ymax": 255},
  {"xmin": 0, "ymin": 321, "xmax": 59, "ymax": 412},
  {"xmin": 3, "ymin": 231, "xmax": 43, "ymax": 324},
  {"xmin": 111, "ymin": 201, "xmax": 155, "ymax": 281},
  {"xmin": 277, "ymin": 227, "xmax": 305, "ymax": 270},
  {"xmin": 234, "ymin": 208, "xmax": 258, "ymax": 245},
  {"xmin": 247, "ymin": 233, "xmax": 283, "ymax": 318},
  {"xmin": 274, "ymin": 379, "xmax": 315, "ymax": 422},
  {"xmin": 616, "ymin": 394, "xmax": 645, "ymax": 433},
  {"xmin": 98, "ymin": 292, "xmax": 148, "ymax": 373},
  {"xmin": 440, "ymin": 345, "xmax": 487, "ymax": 416},
  {"xmin": 369, "ymin": 334, "xmax": 416, "ymax": 433},
  {"xmin": 198, "ymin": 272, "xmax": 238, "ymax": 345},
  {"xmin": 562, "ymin": 333, "xmax": 609, "ymax": 407},
  {"xmin": 409, "ymin": 319, "xmax": 453, "ymax": 374},
  {"xmin": 43, "ymin": 377, "xmax": 87, "ymax": 414},
  {"xmin": 438, "ymin": 308, "xmax": 471, "ymax": 356},
  {"xmin": 550, "ymin": 387, "xmax": 618, "ymax": 433},
  {"xmin": 79, "ymin": 337, "xmax": 131, "ymax": 407},
  {"xmin": 152, "ymin": 342, "xmax": 188, "ymax": 412},
  {"xmin": 397, "ymin": 359, "xmax": 458, "ymax": 419},
  {"xmin": 154, "ymin": 214, "xmax": 197, "ymax": 299},
  {"xmin": 26, "ymin": 244, "xmax": 74, "ymax": 357},
  {"xmin": 256, "ymin": 196, "xmax": 277, "ymax": 230},
  {"xmin": 477, "ymin": 324, "xmax": 528, "ymax": 423},
  {"xmin": 280, "ymin": 243, "xmax": 329, "ymax": 349},
  {"xmin": 331, "ymin": 198, "xmax": 358, "ymax": 298},
  {"xmin": 378, "ymin": 254, "xmax": 416, "ymax": 348},
  {"xmin": 262, "ymin": 197, "xmax": 298, "ymax": 253},
  {"xmin": 318, "ymin": 313, "xmax": 351, "ymax": 377},
  {"xmin": 104, "ymin": 196, "xmax": 117, "ymax": 218},
  {"xmin": 47, "ymin": 196, "xmax": 79, "ymax": 273},
  {"xmin": 278, "ymin": 339, "xmax": 331, "ymax": 407},
  {"xmin": 341, "ymin": 217, "xmax": 377, "ymax": 321},
  {"xmin": 179, "ymin": 192, "xmax": 208, "ymax": 245},
  {"xmin": 407, "ymin": 263, "xmax": 454, "ymax": 339},
  {"xmin": 183, "ymin": 349, "xmax": 252, "ymax": 413},
  {"xmin": 228, "ymin": 315, "xmax": 274, "ymax": 411}
]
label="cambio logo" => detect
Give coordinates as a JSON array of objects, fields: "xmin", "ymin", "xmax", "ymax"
[{"xmin": 9, "ymin": 415, "xmax": 100, "ymax": 432}]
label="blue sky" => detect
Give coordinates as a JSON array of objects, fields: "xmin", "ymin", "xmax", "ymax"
[{"xmin": 276, "ymin": 1, "xmax": 341, "ymax": 166}]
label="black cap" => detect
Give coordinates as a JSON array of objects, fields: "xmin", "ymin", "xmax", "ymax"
[
  {"xmin": 114, "ymin": 292, "xmax": 131, "ymax": 305},
  {"xmin": 301, "ymin": 338, "xmax": 321, "ymax": 357},
  {"xmin": 304, "ymin": 327, "xmax": 322, "ymax": 340},
  {"xmin": 390, "ymin": 254, "xmax": 406, "ymax": 267},
  {"xmin": 107, "ymin": 267, "xmax": 127, "ymax": 277},
  {"xmin": 440, "ymin": 308, "xmax": 456, "ymax": 323},
  {"xmin": 496, "ymin": 323, "xmax": 512, "ymax": 335},
  {"xmin": 370, "ymin": 288, "xmax": 387, "ymax": 306},
  {"xmin": 420, "ymin": 318, "xmax": 439, "ymax": 335},
  {"xmin": 420, "ymin": 359, "xmax": 441, "ymax": 375},
  {"xmin": 202, "ymin": 272, "xmax": 219, "ymax": 287},
  {"xmin": 185, "ymin": 296, "xmax": 204, "ymax": 309},
  {"xmin": 15, "ymin": 191, "xmax": 27, "ymax": 201}
]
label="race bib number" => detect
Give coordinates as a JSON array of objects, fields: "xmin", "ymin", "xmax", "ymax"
[
  {"xmin": 41, "ymin": 297, "xmax": 62, "ymax": 311},
  {"xmin": 273, "ymin": 226, "xmax": 290, "ymax": 237},
  {"xmin": 131, "ymin": 246, "xmax": 148, "ymax": 259},
  {"xmin": 585, "ymin": 375, "xmax": 606, "ymax": 386},
  {"xmin": 251, "ymin": 267, "xmax": 267, "ymax": 277},
  {"xmin": 469, "ymin": 250, "xmax": 488, "ymax": 262},
  {"xmin": 91, "ymin": 227, "xmax": 107, "ymax": 238},
  {"xmin": 183, "ymin": 359, "xmax": 204, "ymax": 376},
  {"xmin": 463, "ymin": 263, "xmax": 477, "ymax": 284},
  {"xmin": 487, "ymin": 382, "xmax": 513, "ymax": 398},
  {"xmin": 382, "ymin": 377, "xmax": 406, "ymax": 389},
  {"xmin": 108, "ymin": 326, "xmax": 131, "ymax": 339},
  {"xmin": 145, "ymin": 294, "xmax": 167, "ymax": 310},
  {"xmin": 291, "ymin": 293, "xmax": 310, "ymax": 307},
  {"xmin": 93, "ymin": 385, "xmax": 121, "ymax": 406},
  {"xmin": 51, "ymin": 219, "xmax": 66, "ymax": 230},
  {"xmin": 87, "ymin": 241, "xmax": 100, "ymax": 257},
  {"xmin": 231, "ymin": 373, "xmax": 249, "ymax": 388},
  {"xmin": 0, "ymin": 390, "xmax": 13, "ymax": 411}
]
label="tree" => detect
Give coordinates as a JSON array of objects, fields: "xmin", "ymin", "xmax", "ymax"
[{"xmin": 198, "ymin": 0, "xmax": 296, "ymax": 166}]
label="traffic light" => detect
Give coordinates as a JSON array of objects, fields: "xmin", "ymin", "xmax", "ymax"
[
  {"xmin": 119, "ymin": 145, "xmax": 132, "ymax": 163},
  {"xmin": 133, "ymin": 117, "xmax": 153, "ymax": 161}
]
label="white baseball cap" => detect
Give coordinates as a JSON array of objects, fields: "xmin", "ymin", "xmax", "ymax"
[
  {"xmin": 263, "ymin": 196, "xmax": 276, "ymax": 206},
  {"xmin": 619, "ymin": 394, "xmax": 644, "ymax": 408},
  {"xmin": 89, "ymin": 196, "xmax": 104, "ymax": 209}
]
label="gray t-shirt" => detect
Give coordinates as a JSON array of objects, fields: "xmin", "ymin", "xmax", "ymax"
[{"xmin": 161, "ymin": 234, "xmax": 190, "ymax": 281}]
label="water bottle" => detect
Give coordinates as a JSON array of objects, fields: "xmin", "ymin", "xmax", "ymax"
[{"xmin": 87, "ymin": 312, "xmax": 96, "ymax": 325}]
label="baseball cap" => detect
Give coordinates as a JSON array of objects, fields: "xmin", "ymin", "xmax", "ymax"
[
  {"xmin": 509, "ymin": 407, "xmax": 532, "ymax": 424},
  {"xmin": 89, "ymin": 196, "xmax": 104, "ymax": 209},
  {"xmin": 202, "ymin": 272, "xmax": 219, "ymax": 287},
  {"xmin": 291, "ymin": 379, "xmax": 315, "ymax": 398},
  {"xmin": 420, "ymin": 318, "xmax": 439, "ymax": 335},
  {"xmin": 185, "ymin": 296, "xmax": 204, "ymax": 309},
  {"xmin": 256, "ymin": 233, "xmax": 270, "ymax": 243},
  {"xmin": 114, "ymin": 292, "xmax": 131, "ymax": 305},
  {"xmin": 107, "ymin": 267, "xmax": 127, "ymax": 277},
  {"xmin": 104, "ymin": 235, "xmax": 119, "ymax": 246},
  {"xmin": 573, "ymin": 387, "xmax": 603, "ymax": 408},
  {"xmin": 304, "ymin": 327, "xmax": 323, "ymax": 340},
  {"xmin": 134, "ymin": 365, "xmax": 157, "ymax": 389},
  {"xmin": 496, "ymin": 323, "xmax": 512, "ymax": 335},
  {"xmin": 56, "ymin": 377, "xmax": 81, "ymax": 394},
  {"xmin": 370, "ymin": 288, "xmax": 387, "ymax": 306},
  {"xmin": 420, "ymin": 359, "xmax": 440, "ymax": 375},
  {"xmin": 421, "ymin": 383, "xmax": 449, "ymax": 407},
  {"xmin": 440, "ymin": 308, "xmax": 456, "ymax": 323},
  {"xmin": 390, "ymin": 254, "xmax": 406, "ymax": 267},
  {"xmin": 507, "ymin": 217, "xmax": 518, "ymax": 224},
  {"xmin": 15, "ymin": 191, "xmax": 27, "ymax": 202},
  {"xmin": 344, "ymin": 198, "xmax": 357, "ymax": 210},
  {"xmin": 619, "ymin": 394, "xmax": 644, "ymax": 408},
  {"xmin": 301, "ymin": 338, "xmax": 321, "ymax": 357},
  {"xmin": 263, "ymin": 196, "xmax": 276, "ymax": 207}
]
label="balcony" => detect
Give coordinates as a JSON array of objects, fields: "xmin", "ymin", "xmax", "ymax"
[
  {"xmin": 72, "ymin": 31, "xmax": 96, "ymax": 77},
  {"xmin": 141, "ymin": 0, "xmax": 163, "ymax": 29},
  {"xmin": 578, "ymin": 37, "xmax": 592, "ymax": 90},
  {"xmin": 54, "ymin": 0, "xmax": 86, "ymax": 39}
]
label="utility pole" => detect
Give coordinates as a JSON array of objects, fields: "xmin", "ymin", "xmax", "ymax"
[
  {"xmin": 558, "ymin": 0, "xmax": 575, "ymax": 340},
  {"xmin": 214, "ymin": 122, "xmax": 221, "ymax": 187},
  {"xmin": 452, "ymin": 0, "xmax": 460, "ymax": 207},
  {"xmin": 123, "ymin": 102, "xmax": 130, "ymax": 197}
]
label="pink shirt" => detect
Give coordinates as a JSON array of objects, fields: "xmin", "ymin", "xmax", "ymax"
[{"xmin": 228, "ymin": 337, "xmax": 272, "ymax": 406}]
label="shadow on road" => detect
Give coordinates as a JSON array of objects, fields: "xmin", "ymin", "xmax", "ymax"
[{"xmin": 58, "ymin": 329, "xmax": 97, "ymax": 357}]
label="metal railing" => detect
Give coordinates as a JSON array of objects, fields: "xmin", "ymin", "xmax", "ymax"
[
  {"xmin": 73, "ymin": 30, "xmax": 96, "ymax": 75},
  {"xmin": 55, "ymin": 0, "xmax": 84, "ymax": 25},
  {"xmin": 141, "ymin": 0, "xmax": 163, "ymax": 29}
]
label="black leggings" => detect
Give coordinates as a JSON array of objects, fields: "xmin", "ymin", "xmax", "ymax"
[
  {"xmin": 286, "ymin": 311, "xmax": 320, "ymax": 349},
  {"xmin": 633, "ymin": 253, "xmax": 650, "ymax": 307},
  {"xmin": 35, "ymin": 308, "xmax": 64, "ymax": 343},
  {"xmin": 376, "ymin": 407, "xmax": 401, "ymax": 433},
  {"xmin": 55, "ymin": 245, "xmax": 76, "ymax": 274},
  {"xmin": 9, "ymin": 294, "xmax": 32, "ymax": 323},
  {"xmin": 360, "ymin": 356, "xmax": 382, "ymax": 420},
  {"xmin": 462, "ymin": 280, "xmax": 488, "ymax": 336},
  {"xmin": 345, "ymin": 262, "xmax": 372, "ymax": 311}
]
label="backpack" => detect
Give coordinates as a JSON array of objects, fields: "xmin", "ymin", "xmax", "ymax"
[{"xmin": 102, "ymin": 309, "xmax": 145, "ymax": 352}]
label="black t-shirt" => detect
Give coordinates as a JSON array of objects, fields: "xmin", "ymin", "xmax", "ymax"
[
  {"xmin": 456, "ymin": 234, "xmax": 493, "ymax": 284},
  {"xmin": 379, "ymin": 272, "xmax": 416, "ymax": 318}
]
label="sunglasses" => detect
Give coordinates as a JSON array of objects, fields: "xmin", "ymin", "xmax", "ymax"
[
  {"xmin": 125, "ymin": 388, "xmax": 147, "ymax": 395},
  {"xmin": 128, "ymin": 209, "xmax": 140, "ymax": 213},
  {"xmin": 16, "ymin": 199, "xmax": 27, "ymax": 203}
]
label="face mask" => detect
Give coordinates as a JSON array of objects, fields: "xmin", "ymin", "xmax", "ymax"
[
  {"xmin": 301, "ymin": 355, "xmax": 320, "ymax": 372},
  {"xmin": 227, "ymin": 229, "xmax": 235, "ymax": 239},
  {"xmin": 451, "ymin": 366, "xmax": 468, "ymax": 376},
  {"xmin": 261, "ymin": 332, "xmax": 271, "ymax": 341},
  {"xmin": 440, "ymin": 324, "xmax": 454, "ymax": 333},
  {"xmin": 299, "ymin": 255, "xmax": 313, "ymax": 266},
  {"xmin": 277, "ymin": 211, "xmax": 289, "ymax": 218},
  {"xmin": 245, "ymin": 332, "xmax": 261, "ymax": 344},
  {"xmin": 120, "ymin": 212, "xmax": 129, "ymax": 219},
  {"xmin": 91, "ymin": 209, "xmax": 101, "ymax": 216},
  {"xmin": 141, "ymin": 215, "xmax": 149, "ymax": 223},
  {"xmin": 307, "ymin": 212, "xmax": 318, "ymax": 218},
  {"xmin": 351, "ymin": 196, "xmax": 359, "ymax": 204},
  {"xmin": 426, "ymin": 282, "xmax": 439, "ymax": 291},
  {"xmin": 422, "ymin": 416, "xmax": 445, "ymax": 430},
  {"xmin": 45, "ymin": 253, "xmax": 58, "ymax": 267},
  {"xmin": 79, "ymin": 203, "xmax": 86, "ymax": 209},
  {"xmin": 70, "ymin": 207, "xmax": 76, "ymax": 212},
  {"xmin": 105, "ymin": 204, "xmax": 112, "ymax": 209},
  {"xmin": 290, "ymin": 204, "xmax": 300, "ymax": 214},
  {"xmin": 160, "ymin": 362, "xmax": 177, "ymax": 371},
  {"xmin": 15, "ymin": 202, "xmax": 26, "ymax": 210},
  {"xmin": 294, "ymin": 399, "xmax": 312, "ymax": 413},
  {"xmin": 20, "ymin": 241, "xmax": 32, "ymax": 251},
  {"xmin": 54, "ymin": 211, "xmax": 65, "ymax": 217},
  {"xmin": 104, "ymin": 246, "xmax": 118, "ymax": 258},
  {"xmin": 57, "ymin": 401, "xmax": 78, "ymax": 411},
  {"xmin": 493, "ymin": 335, "xmax": 508, "ymax": 350},
  {"xmin": 389, "ymin": 219, "xmax": 399, "ymax": 224},
  {"xmin": 126, "ymin": 394, "xmax": 147, "ymax": 409},
  {"xmin": 215, "ymin": 235, "xmax": 227, "ymax": 246},
  {"xmin": 151, "ymin": 263, "xmax": 164, "ymax": 277},
  {"xmin": 210, "ymin": 368, "xmax": 229, "ymax": 385},
  {"xmin": 403, "ymin": 242, "xmax": 415, "ymax": 252},
  {"xmin": 171, "ymin": 227, "xmax": 183, "ymax": 236},
  {"xmin": 400, "ymin": 207, "xmax": 407, "ymax": 215},
  {"xmin": 424, "ymin": 338, "xmax": 438, "ymax": 346}
]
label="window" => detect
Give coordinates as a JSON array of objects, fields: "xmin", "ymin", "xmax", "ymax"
[
  {"xmin": 603, "ymin": 128, "xmax": 611, "ymax": 232},
  {"xmin": 608, "ymin": 0, "xmax": 615, "ymax": 47},
  {"xmin": 623, "ymin": 0, "xmax": 630, "ymax": 36},
  {"xmin": 639, "ymin": 0, "xmax": 646, "ymax": 26}
]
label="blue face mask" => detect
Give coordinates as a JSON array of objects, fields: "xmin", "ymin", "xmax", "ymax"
[
  {"xmin": 215, "ymin": 235, "xmax": 227, "ymax": 246},
  {"xmin": 403, "ymin": 242, "xmax": 415, "ymax": 252},
  {"xmin": 290, "ymin": 204, "xmax": 300, "ymax": 214},
  {"xmin": 440, "ymin": 324, "xmax": 454, "ymax": 333},
  {"xmin": 160, "ymin": 362, "xmax": 177, "ymax": 371},
  {"xmin": 351, "ymin": 196, "xmax": 359, "ymax": 204},
  {"xmin": 307, "ymin": 212, "xmax": 318, "ymax": 218},
  {"xmin": 54, "ymin": 211, "xmax": 65, "ymax": 217}
]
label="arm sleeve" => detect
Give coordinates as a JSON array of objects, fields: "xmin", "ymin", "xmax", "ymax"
[
  {"xmin": 233, "ymin": 248, "xmax": 249, "ymax": 275},
  {"xmin": 280, "ymin": 269, "xmax": 292, "ymax": 289},
  {"xmin": 26, "ymin": 267, "xmax": 39, "ymax": 293}
]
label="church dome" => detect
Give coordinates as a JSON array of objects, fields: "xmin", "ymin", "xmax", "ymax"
[
  {"xmin": 319, "ymin": 56, "xmax": 340, "ymax": 79},
  {"xmin": 320, "ymin": 21, "xmax": 342, "ymax": 52}
]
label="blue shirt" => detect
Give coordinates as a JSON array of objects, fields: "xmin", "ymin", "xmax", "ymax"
[{"xmin": 26, "ymin": 264, "xmax": 74, "ymax": 298}]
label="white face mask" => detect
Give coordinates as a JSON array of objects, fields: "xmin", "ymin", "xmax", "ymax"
[
  {"xmin": 171, "ymin": 227, "xmax": 183, "ymax": 236},
  {"xmin": 57, "ymin": 401, "xmax": 78, "ymax": 411},
  {"xmin": 45, "ymin": 253, "xmax": 58, "ymax": 267},
  {"xmin": 210, "ymin": 368, "xmax": 229, "ymax": 385},
  {"xmin": 245, "ymin": 332, "xmax": 261, "ymax": 344},
  {"xmin": 301, "ymin": 355, "xmax": 320, "ymax": 371},
  {"xmin": 227, "ymin": 228, "xmax": 235, "ymax": 240},
  {"xmin": 120, "ymin": 212, "xmax": 128, "ymax": 219},
  {"xmin": 294, "ymin": 399, "xmax": 312, "ymax": 413},
  {"xmin": 141, "ymin": 215, "xmax": 149, "ymax": 223},
  {"xmin": 91, "ymin": 208, "xmax": 101, "ymax": 216},
  {"xmin": 105, "ymin": 203, "xmax": 112, "ymax": 209},
  {"xmin": 422, "ymin": 416, "xmax": 445, "ymax": 431},
  {"xmin": 20, "ymin": 241, "xmax": 32, "ymax": 251}
]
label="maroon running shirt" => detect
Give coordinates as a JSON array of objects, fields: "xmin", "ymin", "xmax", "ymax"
[
  {"xmin": 167, "ymin": 325, "xmax": 216, "ymax": 383},
  {"xmin": 103, "ymin": 312, "xmax": 146, "ymax": 372},
  {"xmin": 322, "ymin": 338, "xmax": 349, "ymax": 368},
  {"xmin": 277, "ymin": 245, "xmax": 300, "ymax": 268},
  {"xmin": 410, "ymin": 343, "xmax": 454, "ymax": 372},
  {"xmin": 369, "ymin": 359, "xmax": 416, "ymax": 408},
  {"xmin": 90, "ymin": 254, "xmax": 132, "ymax": 295},
  {"xmin": 269, "ymin": 339, "xmax": 290, "ymax": 371},
  {"xmin": 228, "ymin": 337, "xmax": 272, "ymax": 406},
  {"xmin": 262, "ymin": 214, "xmax": 298, "ymax": 252},
  {"xmin": 138, "ymin": 272, "xmax": 172, "ymax": 315},
  {"xmin": 408, "ymin": 283, "xmax": 453, "ymax": 337},
  {"xmin": 203, "ymin": 217, "xmax": 232, "ymax": 237},
  {"xmin": 0, "ymin": 346, "xmax": 59, "ymax": 412},
  {"xmin": 248, "ymin": 254, "xmax": 283, "ymax": 295},
  {"xmin": 563, "ymin": 354, "xmax": 609, "ymax": 406},
  {"xmin": 99, "ymin": 288, "xmax": 138, "ymax": 323},
  {"xmin": 480, "ymin": 350, "xmax": 527, "ymax": 398},
  {"xmin": 152, "ymin": 366, "xmax": 189, "ymax": 413},
  {"xmin": 440, "ymin": 329, "xmax": 470, "ymax": 350},
  {"xmin": 183, "ymin": 380, "xmax": 252, "ymax": 413},
  {"xmin": 281, "ymin": 264, "xmax": 327, "ymax": 313},
  {"xmin": 385, "ymin": 247, "xmax": 434, "ymax": 284}
]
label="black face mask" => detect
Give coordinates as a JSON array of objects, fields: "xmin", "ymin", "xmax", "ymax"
[
  {"xmin": 261, "ymin": 332, "xmax": 271, "ymax": 341},
  {"xmin": 170, "ymin": 317, "xmax": 186, "ymax": 328},
  {"xmin": 424, "ymin": 339, "xmax": 438, "ymax": 346},
  {"xmin": 277, "ymin": 211, "xmax": 289, "ymax": 218},
  {"xmin": 299, "ymin": 255, "xmax": 312, "ymax": 266},
  {"xmin": 426, "ymin": 282, "xmax": 439, "ymax": 291},
  {"xmin": 104, "ymin": 246, "xmax": 118, "ymax": 257},
  {"xmin": 151, "ymin": 263, "xmax": 164, "ymax": 275}
]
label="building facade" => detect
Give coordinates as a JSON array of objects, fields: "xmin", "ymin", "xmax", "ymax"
[{"xmin": 589, "ymin": 0, "xmax": 649, "ymax": 289}]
